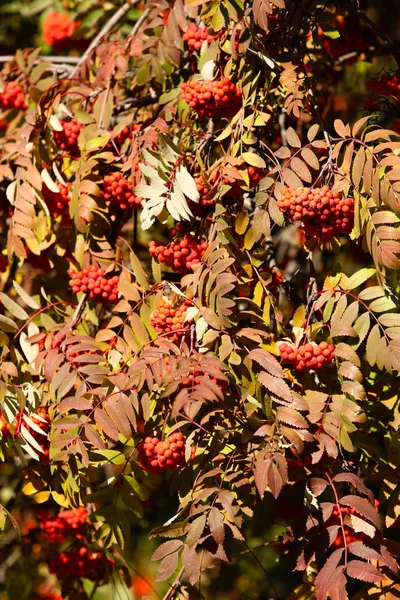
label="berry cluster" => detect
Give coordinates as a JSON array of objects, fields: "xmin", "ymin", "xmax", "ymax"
[
  {"xmin": 276, "ymin": 186, "xmax": 354, "ymax": 241},
  {"xmin": 150, "ymin": 296, "xmax": 193, "ymax": 343},
  {"xmin": 367, "ymin": 73, "xmax": 400, "ymax": 99},
  {"xmin": 181, "ymin": 77, "xmax": 242, "ymax": 118},
  {"xmin": 138, "ymin": 432, "xmax": 186, "ymax": 473},
  {"xmin": 42, "ymin": 11, "xmax": 80, "ymax": 49},
  {"xmin": 39, "ymin": 506, "xmax": 88, "ymax": 544},
  {"xmin": 0, "ymin": 82, "xmax": 27, "ymax": 111},
  {"xmin": 68, "ymin": 264, "xmax": 120, "ymax": 303},
  {"xmin": 149, "ymin": 234, "xmax": 208, "ymax": 275},
  {"xmin": 49, "ymin": 546, "xmax": 113, "ymax": 581},
  {"xmin": 33, "ymin": 584, "xmax": 63, "ymax": 600},
  {"xmin": 101, "ymin": 172, "xmax": 142, "ymax": 211},
  {"xmin": 279, "ymin": 341, "xmax": 335, "ymax": 371},
  {"xmin": 54, "ymin": 120, "xmax": 83, "ymax": 155},
  {"xmin": 42, "ymin": 183, "xmax": 71, "ymax": 222},
  {"xmin": 183, "ymin": 23, "xmax": 218, "ymax": 52}
]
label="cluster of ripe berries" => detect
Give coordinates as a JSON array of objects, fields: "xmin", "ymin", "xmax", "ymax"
[
  {"xmin": 181, "ymin": 77, "xmax": 242, "ymax": 118},
  {"xmin": 149, "ymin": 234, "xmax": 208, "ymax": 275},
  {"xmin": 42, "ymin": 183, "xmax": 71, "ymax": 222},
  {"xmin": 42, "ymin": 11, "xmax": 80, "ymax": 49},
  {"xmin": 138, "ymin": 432, "xmax": 186, "ymax": 473},
  {"xmin": 279, "ymin": 341, "xmax": 335, "ymax": 371},
  {"xmin": 68, "ymin": 264, "xmax": 120, "ymax": 303},
  {"xmin": 54, "ymin": 119, "xmax": 83, "ymax": 154},
  {"xmin": 101, "ymin": 171, "xmax": 142, "ymax": 211},
  {"xmin": 38, "ymin": 506, "xmax": 88, "ymax": 544},
  {"xmin": 150, "ymin": 296, "xmax": 193, "ymax": 343},
  {"xmin": 0, "ymin": 82, "xmax": 27, "ymax": 110},
  {"xmin": 277, "ymin": 186, "xmax": 354, "ymax": 241},
  {"xmin": 49, "ymin": 546, "xmax": 114, "ymax": 581},
  {"xmin": 367, "ymin": 73, "xmax": 400, "ymax": 98},
  {"xmin": 183, "ymin": 22, "xmax": 218, "ymax": 52}
]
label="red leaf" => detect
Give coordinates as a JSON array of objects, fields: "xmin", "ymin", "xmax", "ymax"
[
  {"xmin": 314, "ymin": 549, "xmax": 346, "ymax": 600},
  {"xmin": 181, "ymin": 544, "xmax": 200, "ymax": 585},
  {"xmin": 346, "ymin": 560, "xmax": 385, "ymax": 583},
  {"xmin": 309, "ymin": 477, "xmax": 329, "ymax": 497},
  {"xmin": 151, "ymin": 540, "xmax": 183, "ymax": 561},
  {"xmin": 332, "ymin": 473, "xmax": 373, "ymax": 501},
  {"xmin": 155, "ymin": 551, "xmax": 180, "ymax": 582},
  {"xmin": 208, "ymin": 508, "xmax": 225, "ymax": 545},
  {"xmin": 339, "ymin": 496, "xmax": 382, "ymax": 531}
]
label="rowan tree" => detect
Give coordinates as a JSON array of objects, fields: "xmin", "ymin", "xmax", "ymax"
[{"xmin": 0, "ymin": 1, "xmax": 400, "ymax": 599}]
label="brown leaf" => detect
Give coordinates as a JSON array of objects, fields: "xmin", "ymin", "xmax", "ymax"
[
  {"xmin": 208, "ymin": 508, "xmax": 225, "ymax": 545},
  {"xmin": 181, "ymin": 544, "xmax": 200, "ymax": 585},
  {"xmin": 346, "ymin": 560, "xmax": 385, "ymax": 583}
]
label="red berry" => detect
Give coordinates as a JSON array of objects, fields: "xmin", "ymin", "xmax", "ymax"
[
  {"xmin": 0, "ymin": 82, "xmax": 27, "ymax": 111},
  {"xmin": 277, "ymin": 186, "xmax": 354, "ymax": 241},
  {"xmin": 279, "ymin": 341, "xmax": 335, "ymax": 371},
  {"xmin": 42, "ymin": 12, "xmax": 80, "ymax": 49}
]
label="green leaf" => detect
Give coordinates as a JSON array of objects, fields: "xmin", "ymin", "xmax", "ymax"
[{"xmin": 241, "ymin": 152, "xmax": 266, "ymax": 169}]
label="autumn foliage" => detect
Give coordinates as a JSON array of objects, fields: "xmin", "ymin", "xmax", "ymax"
[{"xmin": 0, "ymin": 1, "xmax": 400, "ymax": 599}]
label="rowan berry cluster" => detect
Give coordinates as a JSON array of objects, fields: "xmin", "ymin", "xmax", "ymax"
[
  {"xmin": 42, "ymin": 11, "xmax": 80, "ymax": 49},
  {"xmin": 68, "ymin": 264, "xmax": 119, "ymax": 303},
  {"xmin": 0, "ymin": 412, "xmax": 10, "ymax": 437},
  {"xmin": 0, "ymin": 82, "xmax": 27, "ymax": 111},
  {"xmin": 277, "ymin": 186, "xmax": 354, "ymax": 241},
  {"xmin": 279, "ymin": 341, "xmax": 335, "ymax": 371},
  {"xmin": 181, "ymin": 77, "xmax": 242, "ymax": 118},
  {"xmin": 183, "ymin": 23, "xmax": 217, "ymax": 52},
  {"xmin": 367, "ymin": 73, "xmax": 400, "ymax": 98},
  {"xmin": 101, "ymin": 172, "xmax": 142, "ymax": 211},
  {"xmin": 150, "ymin": 297, "xmax": 193, "ymax": 343},
  {"xmin": 33, "ymin": 584, "xmax": 63, "ymax": 600},
  {"xmin": 38, "ymin": 506, "xmax": 88, "ymax": 544},
  {"xmin": 54, "ymin": 119, "xmax": 83, "ymax": 154},
  {"xmin": 149, "ymin": 235, "xmax": 208, "ymax": 275},
  {"xmin": 138, "ymin": 432, "xmax": 186, "ymax": 473},
  {"xmin": 49, "ymin": 546, "xmax": 113, "ymax": 580},
  {"xmin": 42, "ymin": 183, "xmax": 71, "ymax": 221}
]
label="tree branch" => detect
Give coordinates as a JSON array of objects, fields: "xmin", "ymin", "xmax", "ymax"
[{"xmin": 70, "ymin": 1, "xmax": 136, "ymax": 79}]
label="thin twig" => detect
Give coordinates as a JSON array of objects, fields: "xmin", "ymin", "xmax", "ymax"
[
  {"xmin": 162, "ymin": 566, "xmax": 185, "ymax": 600},
  {"xmin": 70, "ymin": 1, "xmax": 135, "ymax": 79},
  {"xmin": 68, "ymin": 292, "xmax": 87, "ymax": 331},
  {"xmin": 0, "ymin": 55, "xmax": 80, "ymax": 64},
  {"xmin": 130, "ymin": 7, "xmax": 151, "ymax": 37}
]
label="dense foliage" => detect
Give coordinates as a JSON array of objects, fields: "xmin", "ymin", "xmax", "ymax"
[{"xmin": 0, "ymin": 1, "xmax": 400, "ymax": 599}]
